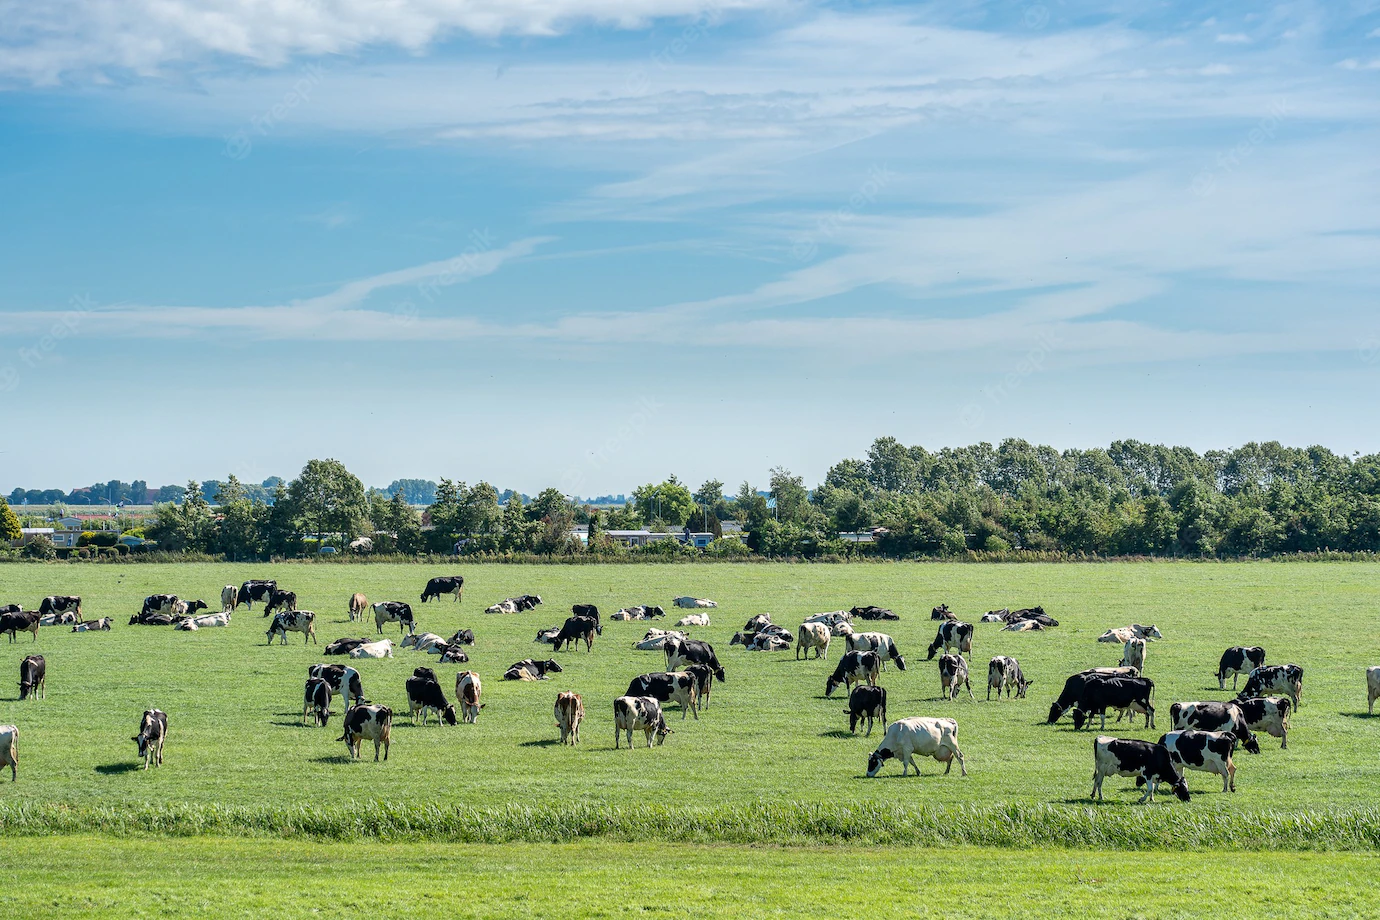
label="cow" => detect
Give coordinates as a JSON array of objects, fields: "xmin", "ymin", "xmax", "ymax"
[
  {"xmin": 401, "ymin": 632, "xmax": 448, "ymax": 652},
  {"xmin": 0, "ymin": 725, "xmax": 15, "ymax": 781},
  {"xmin": 1370, "ymin": 667, "xmax": 1380, "ymax": 716},
  {"xmin": 846, "ymin": 685, "xmax": 887, "ymax": 736},
  {"xmin": 303, "ymin": 677, "xmax": 333, "ymax": 726},
  {"xmin": 38, "ymin": 595, "xmax": 81, "ymax": 620},
  {"xmin": 1001, "ymin": 607, "xmax": 1059, "ymax": 628},
  {"xmin": 1121, "ymin": 638, "xmax": 1147, "ymax": 672},
  {"xmin": 0, "ymin": 611, "xmax": 39, "ymax": 643},
  {"xmin": 743, "ymin": 614, "xmax": 773, "ymax": 633},
  {"xmin": 825, "ymin": 650, "xmax": 881, "ymax": 698},
  {"xmin": 141, "ymin": 594, "xmax": 181, "ymax": 618},
  {"xmin": 263, "ymin": 589, "xmax": 297, "ymax": 618},
  {"xmin": 980, "ymin": 611, "xmax": 1007, "ymax": 624},
  {"xmin": 613, "ymin": 696, "xmax": 672, "ymax": 748},
  {"xmin": 220, "ymin": 585, "xmax": 239, "ymax": 613},
  {"xmin": 987, "ymin": 656, "xmax": 1030, "ymax": 700},
  {"xmin": 634, "ymin": 629, "xmax": 686, "ymax": 651},
  {"xmin": 267, "ymin": 610, "xmax": 318, "ymax": 645},
  {"xmin": 664, "ymin": 637, "xmax": 725, "ymax": 682},
  {"xmin": 309, "ymin": 664, "xmax": 364, "ymax": 707},
  {"xmin": 1002, "ymin": 619, "xmax": 1044, "ymax": 632},
  {"xmin": 625, "ymin": 672, "xmax": 698, "ymax": 719},
  {"xmin": 72, "ymin": 617, "xmax": 114, "ymax": 631},
  {"xmin": 349, "ymin": 639, "xmax": 394, "ymax": 659},
  {"xmin": 512, "ymin": 594, "xmax": 542, "ymax": 611},
  {"xmin": 502, "ymin": 658, "xmax": 563, "ymax": 681},
  {"xmin": 939, "ymin": 654, "xmax": 973, "ymax": 701},
  {"xmin": 456, "ymin": 671, "xmax": 484, "ymax": 722},
  {"xmin": 926, "ymin": 620, "xmax": 973, "ymax": 660},
  {"xmin": 552, "ymin": 616, "xmax": 601, "ymax": 652},
  {"xmin": 420, "ymin": 576, "xmax": 465, "ymax": 604},
  {"xmin": 1237, "ymin": 665, "xmax": 1303, "ymax": 710},
  {"xmin": 675, "ymin": 613, "xmax": 711, "ymax": 627},
  {"xmin": 1235, "ymin": 697, "xmax": 1291, "ymax": 749},
  {"xmin": 837, "ymin": 626, "xmax": 905, "ymax": 671},
  {"xmin": 486, "ymin": 600, "xmax": 520, "ymax": 615},
  {"xmin": 1217, "ymin": 647, "xmax": 1266, "ymax": 690},
  {"xmin": 405, "ymin": 670, "xmax": 458, "ymax": 725},
  {"xmin": 571, "ymin": 604, "xmax": 601, "ymax": 624},
  {"xmin": 1047, "ymin": 671, "xmax": 1142, "ymax": 724},
  {"xmin": 0, "ymin": 604, "xmax": 19, "ymax": 616},
  {"xmin": 129, "ymin": 612, "xmax": 176, "ymax": 626},
  {"xmin": 933, "ymin": 604, "xmax": 959, "ymax": 621},
  {"xmin": 1167, "ymin": 701, "xmax": 1262, "ymax": 754},
  {"xmin": 133, "ymin": 709, "xmax": 168, "ymax": 770},
  {"xmin": 372, "ymin": 602, "xmax": 416, "ymax": 636},
  {"xmin": 611, "ymin": 605, "xmax": 665, "ymax": 620},
  {"xmin": 235, "ymin": 580, "xmax": 276, "ymax": 611},
  {"xmin": 348, "ymin": 593, "xmax": 368, "ymax": 622},
  {"xmin": 175, "ymin": 613, "xmax": 229, "ymax": 630},
  {"xmin": 684, "ymin": 663, "xmax": 715, "ymax": 710},
  {"xmin": 1069, "ymin": 677, "xmax": 1157, "ymax": 731},
  {"xmin": 803, "ymin": 611, "xmax": 851, "ymax": 630},
  {"xmin": 1098, "ymin": 624, "xmax": 1162, "ymax": 644},
  {"xmin": 673, "ymin": 597, "xmax": 717, "ymax": 609},
  {"xmin": 1090, "ymin": 736, "xmax": 1189, "ymax": 803},
  {"xmin": 534, "ymin": 626, "xmax": 562, "ymax": 645},
  {"xmin": 437, "ymin": 645, "xmax": 470, "ymax": 663},
  {"xmin": 1157, "ymin": 730, "xmax": 1240, "ymax": 793},
  {"xmin": 38, "ymin": 610, "xmax": 80, "ymax": 626},
  {"xmin": 866, "ymin": 717, "xmax": 966, "ymax": 777},
  {"xmin": 851, "ymin": 605, "xmax": 899, "ymax": 621},
  {"xmin": 448, "ymin": 629, "xmax": 476, "ymax": 647},
  {"xmin": 18, "ymin": 655, "xmax": 45, "ymax": 701},
  {"xmin": 732, "ymin": 632, "xmax": 792, "ymax": 651},
  {"xmin": 339, "ymin": 704, "xmax": 392, "ymax": 761},
  {"xmin": 555, "ymin": 691, "xmax": 584, "ymax": 744},
  {"xmin": 796, "ymin": 622, "xmax": 832, "ymax": 660},
  {"xmin": 324, "ymin": 637, "xmax": 370, "ymax": 656}
]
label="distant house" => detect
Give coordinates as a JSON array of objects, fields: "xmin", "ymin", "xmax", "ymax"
[
  {"xmin": 13, "ymin": 526, "xmax": 79, "ymax": 549},
  {"xmin": 838, "ymin": 527, "xmax": 888, "ymax": 544},
  {"xmin": 719, "ymin": 520, "xmax": 744, "ymax": 535},
  {"xmin": 604, "ymin": 529, "xmax": 714, "ymax": 549}
]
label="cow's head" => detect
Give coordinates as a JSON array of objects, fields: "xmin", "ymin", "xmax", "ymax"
[
  {"xmin": 1016, "ymin": 677, "xmax": 1032, "ymax": 699},
  {"xmin": 650, "ymin": 606, "xmax": 665, "ymax": 618},
  {"xmin": 894, "ymin": 654, "xmax": 907, "ymax": 672},
  {"xmin": 926, "ymin": 638, "xmax": 942, "ymax": 660},
  {"xmin": 1070, "ymin": 709, "xmax": 1088, "ymax": 731},
  {"xmin": 825, "ymin": 675, "xmax": 842, "ymax": 698},
  {"xmin": 544, "ymin": 660, "xmax": 563, "ymax": 673},
  {"xmin": 441, "ymin": 704, "xmax": 458, "ymax": 725},
  {"xmin": 865, "ymin": 748, "xmax": 895, "ymax": 777},
  {"xmin": 1236, "ymin": 729, "xmax": 1261, "ymax": 755}
]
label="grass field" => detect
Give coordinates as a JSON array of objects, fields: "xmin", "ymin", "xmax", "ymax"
[{"xmin": 1, "ymin": 562, "xmax": 1379, "ymax": 843}]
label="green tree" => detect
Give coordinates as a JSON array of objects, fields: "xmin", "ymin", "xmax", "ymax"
[
  {"xmin": 633, "ymin": 477, "xmax": 695, "ymax": 528},
  {"xmin": 769, "ymin": 467, "xmax": 810, "ymax": 523},
  {"xmin": 262, "ymin": 481, "xmax": 301, "ymax": 558},
  {"xmin": 0, "ymin": 497, "xmax": 21, "ymax": 542},
  {"xmin": 287, "ymin": 459, "xmax": 367, "ymax": 549},
  {"xmin": 215, "ymin": 474, "xmax": 264, "ymax": 561}
]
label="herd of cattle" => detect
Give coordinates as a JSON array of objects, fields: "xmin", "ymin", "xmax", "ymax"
[{"xmin": 2, "ymin": 577, "xmax": 1378, "ymax": 801}]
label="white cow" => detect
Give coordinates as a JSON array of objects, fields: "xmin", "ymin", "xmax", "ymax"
[
  {"xmin": 350, "ymin": 639, "xmax": 394, "ymax": 659},
  {"xmin": 632, "ymin": 629, "xmax": 685, "ymax": 651},
  {"xmin": 1121, "ymin": 637, "xmax": 1147, "ymax": 672},
  {"xmin": 1370, "ymin": 667, "xmax": 1380, "ymax": 716},
  {"xmin": 803, "ymin": 611, "xmax": 851, "ymax": 630},
  {"xmin": 486, "ymin": 600, "xmax": 520, "ymax": 615},
  {"xmin": 1098, "ymin": 624, "xmax": 1163, "ymax": 643},
  {"xmin": 865, "ymin": 717, "xmax": 966, "ymax": 777},
  {"xmin": 401, "ymin": 632, "xmax": 447, "ymax": 652},
  {"xmin": 176, "ymin": 612, "xmax": 231, "ymax": 631},
  {"xmin": 456, "ymin": 671, "xmax": 484, "ymax": 723},
  {"xmin": 0, "ymin": 725, "xmax": 16, "ymax": 781},
  {"xmin": 220, "ymin": 585, "xmax": 239, "ymax": 613},
  {"xmin": 795, "ymin": 622, "xmax": 831, "ymax": 660},
  {"xmin": 675, "ymin": 613, "xmax": 711, "ymax": 628},
  {"xmin": 672, "ymin": 597, "xmax": 717, "ymax": 609}
]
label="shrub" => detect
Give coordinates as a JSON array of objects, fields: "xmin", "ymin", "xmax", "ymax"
[
  {"xmin": 23, "ymin": 536, "xmax": 56, "ymax": 559},
  {"xmin": 984, "ymin": 534, "xmax": 1012, "ymax": 553}
]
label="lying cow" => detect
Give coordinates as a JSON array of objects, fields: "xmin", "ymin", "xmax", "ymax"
[
  {"xmin": 613, "ymin": 696, "xmax": 672, "ymax": 748},
  {"xmin": 826, "ymin": 650, "xmax": 880, "ymax": 697},
  {"xmin": 534, "ymin": 626, "xmax": 561, "ymax": 645},
  {"xmin": 372, "ymin": 601, "xmax": 416, "ymax": 636},
  {"xmin": 1002, "ymin": 619, "xmax": 1044, "ymax": 632},
  {"xmin": 1168, "ymin": 702, "xmax": 1261, "ymax": 754},
  {"xmin": 400, "ymin": 632, "xmax": 447, "ymax": 652},
  {"xmin": 267, "ymin": 610, "xmax": 317, "ymax": 645},
  {"xmin": 324, "ymin": 637, "xmax": 370, "ymax": 656},
  {"xmin": 18, "ymin": 655, "xmax": 45, "ymax": 701},
  {"xmin": 672, "ymin": 596, "xmax": 717, "ymax": 609},
  {"xmin": 38, "ymin": 610, "xmax": 80, "ymax": 626},
  {"xmin": 987, "ymin": 656, "xmax": 1030, "ymax": 700},
  {"xmin": 339, "ymin": 704, "xmax": 392, "ymax": 760},
  {"xmin": 1217, "ymin": 646, "xmax": 1266, "ymax": 690},
  {"xmin": 555, "ymin": 691, "xmax": 584, "ymax": 744},
  {"xmin": 939, "ymin": 654, "xmax": 973, "ymax": 701},
  {"xmin": 133, "ymin": 709, "xmax": 168, "ymax": 770},
  {"xmin": 1098, "ymin": 624, "xmax": 1162, "ymax": 644},
  {"xmin": 349, "ymin": 639, "xmax": 394, "ymax": 659},
  {"xmin": 933, "ymin": 604, "xmax": 958, "ymax": 620},
  {"xmin": 731, "ymin": 631, "xmax": 792, "ymax": 651},
  {"xmin": 743, "ymin": 614, "xmax": 773, "ymax": 633},
  {"xmin": 846, "ymin": 685, "xmax": 887, "ymax": 736},
  {"xmin": 611, "ymin": 605, "xmax": 665, "ymax": 620},
  {"xmin": 502, "ymin": 658, "xmax": 563, "ymax": 681},
  {"xmin": 71, "ymin": 617, "xmax": 113, "ymax": 632},
  {"xmin": 1090, "ymin": 736, "xmax": 1188, "ymax": 803},
  {"xmin": 926, "ymin": 620, "xmax": 973, "ymax": 660},
  {"xmin": 420, "ymin": 575, "xmax": 465, "ymax": 604},
  {"xmin": 851, "ymin": 605, "xmax": 899, "ymax": 621},
  {"xmin": 633, "ymin": 628, "xmax": 685, "ymax": 651},
  {"xmin": 796, "ymin": 622, "xmax": 831, "ymax": 660},
  {"xmin": 449, "ymin": 628, "xmax": 476, "ymax": 647},
  {"xmin": 675, "ymin": 613, "xmax": 711, "ymax": 628},
  {"xmin": 1156, "ymin": 730, "xmax": 1240, "ymax": 793},
  {"xmin": 1237, "ymin": 665, "xmax": 1303, "ymax": 709},
  {"xmin": 803, "ymin": 610, "xmax": 851, "ymax": 630},
  {"xmin": 866, "ymin": 717, "xmax": 966, "ymax": 777},
  {"xmin": 625, "ymin": 672, "xmax": 699, "ymax": 720},
  {"xmin": 437, "ymin": 645, "xmax": 470, "ymax": 663},
  {"xmin": 174, "ymin": 613, "xmax": 228, "ymax": 631}
]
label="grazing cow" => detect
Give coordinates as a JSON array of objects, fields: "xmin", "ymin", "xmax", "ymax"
[
  {"xmin": 743, "ymin": 614, "xmax": 773, "ymax": 633},
  {"xmin": 263, "ymin": 589, "xmax": 297, "ymax": 618},
  {"xmin": 1098, "ymin": 624, "xmax": 1162, "ymax": 644},
  {"xmin": 72, "ymin": 617, "xmax": 114, "ymax": 631},
  {"xmin": 846, "ymin": 685, "xmax": 888, "ymax": 736},
  {"xmin": 866, "ymin": 717, "xmax": 966, "ymax": 777},
  {"xmin": 683, "ymin": 663, "xmax": 715, "ymax": 710},
  {"xmin": 38, "ymin": 610, "xmax": 81, "ymax": 626},
  {"xmin": 0, "ymin": 611, "xmax": 39, "ymax": 643},
  {"xmin": 1121, "ymin": 637, "xmax": 1147, "ymax": 672},
  {"xmin": 309, "ymin": 664, "xmax": 364, "ymax": 707},
  {"xmin": 502, "ymin": 658, "xmax": 563, "ymax": 681},
  {"xmin": 420, "ymin": 575, "xmax": 465, "ymax": 604},
  {"xmin": 634, "ymin": 629, "xmax": 686, "ymax": 651},
  {"xmin": 825, "ymin": 650, "xmax": 881, "ymax": 697},
  {"xmin": 675, "ymin": 613, "xmax": 711, "ymax": 627},
  {"xmin": 1156, "ymin": 730, "xmax": 1239, "ymax": 793},
  {"xmin": 1002, "ymin": 619, "xmax": 1044, "ymax": 632},
  {"xmin": 851, "ymin": 605, "xmax": 899, "ymax": 621},
  {"xmin": 613, "ymin": 696, "xmax": 672, "ymax": 748},
  {"xmin": 339, "ymin": 704, "xmax": 392, "ymax": 761},
  {"xmin": 939, "ymin": 654, "xmax": 973, "ymax": 701},
  {"xmin": 611, "ymin": 605, "xmax": 666, "ymax": 621},
  {"xmin": 18, "ymin": 655, "xmax": 45, "ymax": 701},
  {"xmin": 372, "ymin": 602, "xmax": 416, "ymax": 636},
  {"xmin": 221, "ymin": 585, "xmax": 239, "ymax": 613},
  {"xmin": 673, "ymin": 596, "xmax": 717, "ymax": 609},
  {"xmin": 1217, "ymin": 647, "xmax": 1266, "ymax": 690},
  {"xmin": 926, "ymin": 620, "xmax": 974, "ymax": 660},
  {"xmin": 1370, "ymin": 667, "xmax": 1380, "ymax": 716},
  {"xmin": 625, "ymin": 672, "xmax": 699, "ymax": 719},
  {"xmin": 803, "ymin": 611, "xmax": 851, "ymax": 630},
  {"xmin": 837, "ymin": 626, "xmax": 905, "ymax": 671},
  {"xmin": 0, "ymin": 725, "xmax": 15, "ymax": 781},
  {"xmin": 401, "ymin": 632, "xmax": 447, "ymax": 652},
  {"xmin": 324, "ymin": 637, "xmax": 369, "ymax": 656},
  {"xmin": 534, "ymin": 626, "xmax": 562, "ymax": 645},
  {"xmin": 1090, "ymin": 736, "xmax": 1189, "ymax": 803},
  {"xmin": 405, "ymin": 670, "xmax": 458, "ymax": 725},
  {"xmin": 1234, "ymin": 697, "xmax": 1291, "ymax": 749},
  {"xmin": 449, "ymin": 629, "xmax": 476, "ymax": 647},
  {"xmin": 456, "ymin": 671, "xmax": 484, "ymax": 722},
  {"xmin": 1168, "ymin": 702, "xmax": 1262, "ymax": 754},
  {"xmin": 1069, "ymin": 677, "xmax": 1157, "ymax": 731},
  {"xmin": 349, "ymin": 639, "xmax": 394, "ymax": 659},
  {"xmin": 348, "ymin": 593, "xmax": 368, "ymax": 622},
  {"xmin": 303, "ymin": 677, "xmax": 333, "ymax": 726},
  {"xmin": 664, "ymin": 637, "xmax": 725, "ymax": 682},
  {"xmin": 236, "ymin": 580, "xmax": 276, "ymax": 611},
  {"xmin": 1237, "ymin": 665, "xmax": 1303, "ymax": 709},
  {"xmin": 796, "ymin": 622, "xmax": 832, "ymax": 660},
  {"xmin": 555, "ymin": 691, "xmax": 585, "ymax": 744},
  {"xmin": 267, "ymin": 610, "xmax": 318, "ymax": 645},
  {"xmin": 141, "ymin": 594, "xmax": 180, "ymax": 618},
  {"xmin": 38, "ymin": 595, "xmax": 82, "ymax": 620},
  {"xmin": 987, "ymin": 656, "xmax": 1030, "ymax": 700},
  {"xmin": 133, "ymin": 709, "xmax": 168, "ymax": 770},
  {"xmin": 553, "ymin": 616, "xmax": 602, "ymax": 652},
  {"xmin": 933, "ymin": 604, "xmax": 958, "ymax": 621},
  {"xmin": 1047, "ymin": 671, "xmax": 1141, "ymax": 724}
]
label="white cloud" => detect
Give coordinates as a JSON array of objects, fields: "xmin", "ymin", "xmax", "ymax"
[{"xmin": 1216, "ymin": 33, "xmax": 1252, "ymax": 44}]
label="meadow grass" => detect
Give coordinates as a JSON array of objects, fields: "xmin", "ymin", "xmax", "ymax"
[{"xmin": 1, "ymin": 562, "xmax": 1378, "ymax": 847}]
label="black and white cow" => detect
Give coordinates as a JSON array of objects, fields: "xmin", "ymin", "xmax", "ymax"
[
  {"xmin": 38, "ymin": 595, "xmax": 82, "ymax": 620},
  {"xmin": 1217, "ymin": 646, "xmax": 1266, "ymax": 690},
  {"xmin": 732, "ymin": 631, "xmax": 793, "ymax": 651},
  {"xmin": 534, "ymin": 626, "xmax": 562, "ymax": 645},
  {"xmin": 1234, "ymin": 697, "xmax": 1291, "ymax": 749},
  {"xmin": 129, "ymin": 612, "xmax": 176, "ymax": 626},
  {"xmin": 845, "ymin": 685, "xmax": 887, "ymax": 736},
  {"xmin": 825, "ymin": 650, "xmax": 881, "ymax": 697},
  {"xmin": 612, "ymin": 605, "xmax": 666, "ymax": 620},
  {"xmin": 851, "ymin": 605, "xmax": 899, "ymax": 621},
  {"xmin": 743, "ymin": 614, "xmax": 773, "ymax": 633},
  {"xmin": 613, "ymin": 696, "xmax": 672, "ymax": 748},
  {"xmin": 448, "ymin": 628, "xmax": 476, "ymax": 647},
  {"xmin": 1069, "ymin": 677, "xmax": 1157, "ymax": 731},
  {"xmin": 838, "ymin": 626, "xmax": 906, "ymax": 671},
  {"xmin": 1168, "ymin": 701, "xmax": 1261, "ymax": 754},
  {"xmin": 939, "ymin": 654, "xmax": 973, "ymax": 701},
  {"xmin": 511, "ymin": 594, "xmax": 542, "ymax": 611},
  {"xmin": 420, "ymin": 575, "xmax": 465, "ymax": 604},
  {"xmin": 1237, "ymin": 665, "xmax": 1303, "ymax": 709},
  {"xmin": 552, "ymin": 616, "xmax": 601, "ymax": 652},
  {"xmin": 405, "ymin": 669, "xmax": 458, "ymax": 725},
  {"xmin": 502, "ymin": 658, "xmax": 563, "ymax": 681},
  {"xmin": 866, "ymin": 717, "xmax": 966, "ymax": 777},
  {"xmin": 303, "ymin": 677, "xmax": 333, "ymax": 726},
  {"xmin": 19, "ymin": 655, "xmax": 45, "ymax": 701},
  {"xmin": 71, "ymin": 617, "xmax": 113, "ymax": 631},
  {"xmin": 987, "ymin": 656, "xmax": 1030, "ymax": 700},
  {"xmin": 140, "ymin": 594, "xmax": 180, "ymax": 618},
  {"xmin": 133, "ymin": 709, "xmax": 168, "ymax": 770},
  {"xmin": 0, "ymin": 725, "xmax": 15, "ymax": 782},
  {"xmin": 1157, "ymin": 730, "xmax": 1239, "ymax": 793},
  {"xmin": 683, "ymin": 663, "xmax": 715, "ymax": 709},
  {"xmin": 1090, "ymin": 736, "xmax": 1189, "ymax": 803},
  {"xmin": 571, "ymin": 604, "xmax": 600, "ymax": 625},
  {"xmin": 0, "ymin": 611, "xmax": 39, "ymax": 643},
  {"xmin": 266, "ymin": 610, "xmax": 317, "ymax": 645},
  {"xmin": 372, "ymin": 601, "xmax": 416, "ymax": 636},
  {"xmin": 308, "ymin": 664, "xmax": 363, "ymax": 707},
  {"xmin": 933, "ymin": 604, "xmax": 958, "ymax": 620},
  {"xmin": 263, "ymin": 589, "xmax": 298, "ymax": 618},
  {"xmin": 664, "ymin": 637, "xmax": 725, "ymax": 682},
  {"xmin": 237, "ymin": 580, "xmax": 276, "ymax": 611},
  {"xmin": 339, "ymin": 704, "xmax": 392, "ymax": 760},
  {"xmin": 926, "ymin": 620, "xmax": 973, "ymax": 660},
  {"xmin": 324, "ymin": 637, "xmax": 369, "ymax": 656},
  {"xmin": 625, "ymin": 671, "xmax": 699, "ymax": 719}
]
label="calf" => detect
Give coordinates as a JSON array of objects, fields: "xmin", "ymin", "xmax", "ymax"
[
  {"xmin": 372, "ymin": 601, "xmax": 416, "ymax": 636},
  {"xmin": 986, "ymin": 656, "xmax": 1030, "ymax": 700},
  {"xmin": 267, "ymin": 610, "xmax": 318, "ymax": 645},
  {"xmin": 502, "ymin": 658, "xmax": 563, "ymax": 681},
  {"xmin": 0, "ymin": 725, "xmax": 15, "ymax": 781},
  {"xmin": 324, "ymin": 637, "xmax": 370, "ymax": 656},
  {"xmin": 1370, "ymin": 667, "xmax": 1380, "ymax": 716},
  {"xmin": 0, "ymin": 611, "xmax": 39, "ymax": 642},
  {"xmin": 456, "ymin": 671, "xmax": 484, "ymax": 722},
  {"xmin": 1090, "ymin": 736, "xmax": 1188, "ymax": 803},
  {"xmin": 1168, "ymin": 702, "xmax": 1261, "ymax": 754},
  {"xmin": 939, "ymin": 654, "xmax": 973, "ymax": 701},
  {"xmin": 18, "ymin": 655, "xmax": 45, "ymax": 701},
  {"xmin": 552, "ymin": 616, "xmax": 601, "ymax": 652},
  {"xmin": 420, "ymin": 575, "xmax": 465, "ymax": 604},
  {"xmin": 1217, "ymin": 646, "xmax": 1266, "ymax": 690},
  {"xmin": 846, "ymin": 685, "xmax": 887, "ymax": 736},
  {"xmin": 866, "ymin": 717, "xmax": 966, "ymax": 777},
  {"xmin": 613, "ymin": 696, "xmax": 672, "ymax": 748},
  {"xmin": 339, "ymin": 704, "xmax": 392, "ymax": 760},
  {"xmin": 555, "ymin": 691, "xmax": 584, "ymax": 744},
  {"xmin": 303, "ymin": 677, "xmax": 333, "ymax": 726},
  {"xmin": 625, "ymin": 672, "xmax": 699, "ymax": 719},
  {"xmin": 350, "ymin": 639, "xmax": 394, "ymax": 659},
  {"xmin": 308, "ymin": 664, "xmax": 364, "ymax": 707},
  {"xmin": 39, "ymin": 595, "xmax": 81, "ymax": 620},
  {"xmin": 348, "ymin": 592, "xmax": 368, "ymax": 622},
  {"xmin": 675, "ymin": 613, "xmax": 711, "ymax": 628},
  {"xmin": 838, "ymin": 626, "xmax": 905, "ymax": 671},
  {"xmin": 1069, "ymin": 677, "xmax": 1157, "ymax": 731},
  {"xmin": 72, "ymin": 617, "xmax": 114, "ymax": 631},
  {"xmin": 263, "ymin": 589, "xmax": 297, "ymax": 618},
  {"xmin": 673, "ymin": 596, "xmax": 717, "ymax": 609},
  {"xmin": 133, "ymin": 709, "xmax": 168, "ymax": 770},
  {"xmin": 1121, "ymin": 637, "xmax": 1146, "ymax": 672},
  {"xmin": 664, "ymin": 637, "xmax": 725, "ymax": 682},
  {"xmin": 1158, "ymin": 730, "xmax": 1239, "ymax": 793},
  {"xmin": 796, "ymin": 622, "xmax": 831, "ymax": 660},
  {"xmin": 438, "ymin": 645, "xmax": 470, "ymax": 663},
  {"xmin": 1235, "ymin": 696, "xmax": 1291, "ymax": 749},
  {"xmin": 926, "ymin": 620, "xmax": 973, "ymax": 660},
  {"xmin": 825, "ymin": 650, "xmax": 881, "ymax": 697},
  {"xmin": 1237, "ymin": 665, "xmax": 1303, "ymax": 709},
  {"xmin": 405, "ymin": 671, "xmax": 458, "ymax": 725},
  {"xmin": 237, "ymin": 580, "xmax": 276, "ymax": 611},
  {"xmin": 221, "ymin": 585, "xmax": 239, "ymax": 612}
]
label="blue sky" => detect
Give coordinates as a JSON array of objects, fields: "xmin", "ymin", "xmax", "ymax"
[{"xmin": 2, "ymin": 1, "xmax": 1379, "ymax": 495}]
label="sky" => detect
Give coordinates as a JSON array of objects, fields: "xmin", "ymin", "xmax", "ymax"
[{"xmin": 1, "ymin": 0, "xmax": 1379, "ymax": 496}]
